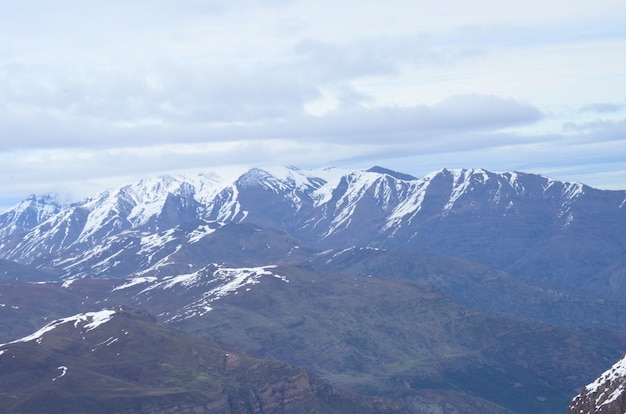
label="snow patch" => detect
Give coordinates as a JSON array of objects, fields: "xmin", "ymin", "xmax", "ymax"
[
  {"xmin": 61, "ymin": 279, "xmax": 77, "ymax": 288},
  {"xmin": 53, "ymin": 366, "xmax": 68, "ymax": 382},
  {"xmin": 574, "ymin": 354, "xmax": 626, "ymax": 411},
  {"xmin": 310, "ymin": 168, "xmax": 354, "ymax": 207},
  {"xmin": 133, "ymin": 265, "xmax": 289, "ymax": 322},
  {"xmin": 139, "ymin": 229, "xmax": 178, "ymax": 257},
  {"xmin": 187, "ymin": 223, "xmax": 219, "ymax": 243},
  {"xmin": 94, "ymin": 336, "xmax": 119, "ymax": 348},
  {"xmin": 112, "ymin": 276, "xmax": 158, "ymax": 291},
  {"xmin": 381, "ymin": 179, "xmax": 431, "ymax": 233},
  {"xmin": 0, "ymin": 309, "xmax": 117, "ymax": 346}
]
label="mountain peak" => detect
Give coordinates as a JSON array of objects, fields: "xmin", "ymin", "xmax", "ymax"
[
  {"xmin": 236, "ymin": 168, "xmax": 274, "ymax": 188},
  {"xmin": 0, "ymin": 193, "xmax": 62, "ymax": 236}
]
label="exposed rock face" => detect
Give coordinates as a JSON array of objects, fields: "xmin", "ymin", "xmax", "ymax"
[{"xmin": 569, "ymin": 354, "xmax": 626, "ymax": 414}]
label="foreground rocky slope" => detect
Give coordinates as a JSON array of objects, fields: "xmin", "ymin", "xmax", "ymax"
[{"xmin": 569, "ymin": 354, "xmax": 626, "ymax": 414}]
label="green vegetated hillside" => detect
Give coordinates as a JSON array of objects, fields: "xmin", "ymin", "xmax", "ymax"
[
  {"xmin": 0, "ymin": 308, "xmax": 404, "ymax": 414},
  {"xmin": 172, "ymin": 266, "xmax": 626, "ymax": 414},
  {"xmin": 1, "ymin": 256, "xmax": 625, "ymax": 413},
  {"xmin": 307, "ymin": 248, "xmax": 626, "ymax": 330}
]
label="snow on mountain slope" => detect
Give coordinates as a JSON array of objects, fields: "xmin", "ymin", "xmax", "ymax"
[
  {"xmin": 77, "ymin": 173, "xmax": 223, "ymax": 238},
  {"xmin": 202, "ymin": 166, "xmax": 338, "ymax": 228},
  {"xmin": 379, "ymin": 174, "xmax": 432, "ymax": 235},
  {"xmin": 257, "ymin": 166, "xmax": 343, "ymax": 212},
  {"xmin": 307, "ymin": 166, "xmax": 589, "ymax": 243},
  {"xmin": 1, "ymin": 166, "xmax": 624, "ymax": 294},
  {"xmin": 569, "ymin": 354, "xmax": 626, "ymax": 414},
  {"xmin": 116, "ymin": 264, "xmax": 288, "ymax": 322},
  {"xmin": 0, "ymin": 174, "xmax": 226, "ymax": 268},
  {"xmin": 374, "ymin": 167, "xmax": 591, "ymax": 240},
  {"xmin": 0, "ymin": 309, "xmax": 117, "ymax": 347},
  {"xmin": 303, "ymin": 166, "xmax": 589, "ymax": 244},
  {"xmin": 1, "ymin": 166, "xmax": 413, "ymax": 258},
  {"xmin": 0, "ymin": 194, "xmax": 62, "ymax": 239},
  {"xmin": 306, "ymin": 168, "xmax": 417, "ymax": 238},
  {"xmin": 48, "ymin": 219, "xmax": 225, "ymax": 279},
  {"xmin": 264, "ymin": 165, "xmax": 335, "ymax": 192}
]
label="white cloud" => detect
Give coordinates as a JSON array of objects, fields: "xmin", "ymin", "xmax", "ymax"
[{"xmin": 0, "ymin": 0, "xmax": 625, "ymax": 210}]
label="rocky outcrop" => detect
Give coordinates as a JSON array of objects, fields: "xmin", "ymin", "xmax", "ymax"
[{"xmin": 569, "ymin": 354, "xmax": 626, "ymax": 414}]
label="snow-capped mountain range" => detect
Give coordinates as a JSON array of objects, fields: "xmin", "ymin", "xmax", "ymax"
[
  {"xmin": 1, "ymin": 165, "xmax": 625, "ymax": 297},
  {"xmin": 2, "ymin": 165, "xmax": 626, "ymax": 413}
]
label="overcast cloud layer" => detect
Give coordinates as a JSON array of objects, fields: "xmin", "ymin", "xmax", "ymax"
[{"xmin": 1, "ymin": 0, "xmax": 626, "ymax": 210}]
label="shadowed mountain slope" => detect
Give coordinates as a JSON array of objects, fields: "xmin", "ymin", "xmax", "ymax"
[
  {"xmin": 0, "ymin": 307, "xmax": 405, "ymax": 414},
  {"xmin": 1, "ymin": 262, "xmax": 625, "ymax": 413},
  {"xmin": 307, "ymin": 247, "xmax": 626, "ymax": 330},
  {"xmin": 164, "ymin": 266, "xmax": 626, "ymax": 414}
]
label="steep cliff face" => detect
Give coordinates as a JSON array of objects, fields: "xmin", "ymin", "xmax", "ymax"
[{"xmin": 569, "ymin": 354, "xmax": 626, "ymax": 414}]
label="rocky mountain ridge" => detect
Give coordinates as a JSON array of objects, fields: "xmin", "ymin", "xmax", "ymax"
[{"xmin": 1, "ymin": 166, "xmax": 624, "ymax": 298}]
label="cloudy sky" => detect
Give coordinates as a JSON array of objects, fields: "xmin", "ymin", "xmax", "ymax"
[{"xmin": 1, "ymin": 0, "xmax": 626, "ymax": 210}]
